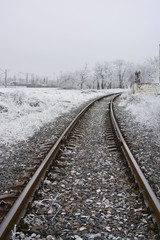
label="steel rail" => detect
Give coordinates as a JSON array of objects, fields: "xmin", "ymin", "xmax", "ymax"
[
  {"xmin": 0, "ymin": 93, "xmax": 116, "ymax": 240},
  {"xmin": 110, "ymin": 96, "xmax": 160, "ymax": 230}
]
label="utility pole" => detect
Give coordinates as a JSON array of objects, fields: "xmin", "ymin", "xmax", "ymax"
[
  {"xmin": 32, "ymin": 73, "xmax": 35, "ymax": 87},
  {"xmin": 53, "ymin": 72, "xmax": 55, "ymax": 81},
  {"xmin": 159, "ymin": 44, "xmax": 160, "ymax": 84},
  {"xmin": 26, "ymin": 73, "xmax": 28, "ymax": 86},
  {"xmin": 5, "ymin": 69, "xmax": 7, "ymax": 88}
]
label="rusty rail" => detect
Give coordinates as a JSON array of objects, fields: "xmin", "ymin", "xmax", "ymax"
[
  {"xmin": 0, "ymin": 93, "xmax": 116, "ymax": 240},
  {"xmin": 110, "ymin": 96, "xmax": 160, "ymax": 230}
]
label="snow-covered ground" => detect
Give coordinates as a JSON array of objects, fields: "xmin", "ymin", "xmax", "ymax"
[
  {"xmin": 0, "ymin": 88, "xmax": 120, "ymax": 146},
  {"xmin": 0, "ymin": 88, "xmax": 159, "ymax": 147},
  {"xmin": 119, "ymin": 92, "xmax": 160, "ymax": 142}
]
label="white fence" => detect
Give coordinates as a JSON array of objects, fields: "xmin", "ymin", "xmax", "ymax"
[{"xmin": 132, "ymin": 83, "xmax": 160, "ymax": 95}]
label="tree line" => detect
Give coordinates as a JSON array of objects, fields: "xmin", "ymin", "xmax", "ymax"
[{"xmin": 58, "ymin": 57, "xmax": 159, "ymax": 89}]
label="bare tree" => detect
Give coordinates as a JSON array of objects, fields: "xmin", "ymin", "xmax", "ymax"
[
  {"xmin": 94, "ymin": 62, "xmax": 113, "ymax": 89},
  {"xmin": 139, "ymin": 57, "xmax": 159, "ymax": 83},
  {"xmin": 114, "ymin": 60, "xmax": 126, "ymax": 88},
  {"xmin": 113, "ymin": 60, "xmax": 135, "ymax": 88},
  {"xmin": 79, "ymin": 64, "xmax": 90, "ymax": 89},
  {"xmin": 59, "ymin": 72, "xmax": 75, "ymax": 89},
  {"xmin": 94, "ymin": 63, "xmax": 104, "ymax": 89}
]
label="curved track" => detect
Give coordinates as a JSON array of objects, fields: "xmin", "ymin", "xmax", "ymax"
[
  {"xmin": 0, "ymin": 94, "xmax": 114, "ymax": 239},
  {"xmin": 0, "ymin": 93, "xmax": 159, "ymax": 239},
  {"xmin": 110, "ymin": 95, "xmax": 160, "ymax": 230}
]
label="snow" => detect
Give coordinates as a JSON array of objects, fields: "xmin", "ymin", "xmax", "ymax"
[
  {"xmin": 1, "ymin": 88, "xmax": 159, "ymax": 146},
  {"xmin": 119, "ymin": 92, "xmax": 160, "ymax": 136},
  {"xmin": 0, "ymin": 88, "xmax": 120, "ymax": 146},
  {"xmin": 74, "ymin": 236, "xmax": 83, "ymax": 240}
]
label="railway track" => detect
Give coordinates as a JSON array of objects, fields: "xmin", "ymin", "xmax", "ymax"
[{"xmin": 0, "ymin": 93, "xmax": 159, "ymax": 239}]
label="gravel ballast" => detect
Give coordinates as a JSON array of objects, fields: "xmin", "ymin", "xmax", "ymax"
[
  {"xmin": 13, "ymin": 97, "xmax": 159, "ymax": 240},
  {"xmin": 114, "ymin": 96, "xmax": 160, "ymax": 202},
  {"xmin": 0, "ymin": 101, "xmax": 89, "ymax": 195}
]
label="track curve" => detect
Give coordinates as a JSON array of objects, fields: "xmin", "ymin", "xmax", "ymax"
[
  {"xmin": 110, "ymin": 95, "xmax": 160, "ymax": 230},
  {"xmin": 0, "ymin": 93, "xmax": 115, "ymax": 240},
  {"xmin": 0, "ymin": 93, "xmax": 159, "ymax": 239}
]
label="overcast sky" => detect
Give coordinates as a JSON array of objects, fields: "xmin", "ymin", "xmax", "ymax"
[{"xmin": 0, "ymin": 0, "xmax": 160, "ymax": 76}]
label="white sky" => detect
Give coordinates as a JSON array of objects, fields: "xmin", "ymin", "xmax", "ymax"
[{"xmin": 0, "ymin": 0, "xmax": 160, "ymax": 76}]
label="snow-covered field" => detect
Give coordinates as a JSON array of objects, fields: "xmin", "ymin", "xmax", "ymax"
[
  {"xmin": 0, "ymin": 88, "xmax": 120, "ymax": 146},
  {"xmin": 119, "ymin": 92, "xmax": 160, "ymax": 141},
  {"xmin": 0, "ymin": 88, "xmax": 159, "ymax": 146}
]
